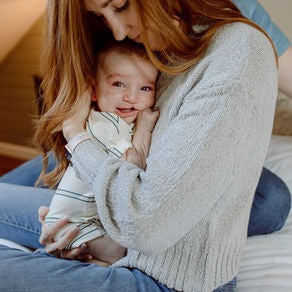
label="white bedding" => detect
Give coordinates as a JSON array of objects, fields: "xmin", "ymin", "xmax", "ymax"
[
  {"xmin": 237, "ymin": 135, "xmax": 292, "ymax": 291},
  {"xmin": 0, "ymin": 135, "xmax": 291, "ymax": 291}
]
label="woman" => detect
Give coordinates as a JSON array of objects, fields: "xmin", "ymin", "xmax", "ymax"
[
  {"xmin": 0, "ymin": 0, "xmax": 290, "ymax": 237},
  {"xmin": 0, "ymin": 0, "xmax": 288, "ymax": 291}
]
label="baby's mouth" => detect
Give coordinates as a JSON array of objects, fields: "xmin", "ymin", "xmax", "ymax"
[
  {"xmin": 115, "ymin": 107, "xmax": 138, "ymax": 118},
  {"xmin": 117, "ymin": 107, "xmax": 135, "ymax": 112}
]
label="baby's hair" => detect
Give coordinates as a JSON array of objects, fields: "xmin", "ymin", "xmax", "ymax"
[{"xmin": 95, "ymin": 38, "xmax": 152, "ymax": 75}]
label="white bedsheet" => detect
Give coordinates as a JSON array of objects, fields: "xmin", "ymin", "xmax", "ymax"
[
  {"xmin": 0, "ymin": 135, "xmax": 292, "ymax": 291},
  {"xmin": 237, "ymin": 135, "xmax": 292, "ymax": 292}
]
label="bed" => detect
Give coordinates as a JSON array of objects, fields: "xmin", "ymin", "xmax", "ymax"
[
  {"xmin": 237, "ymin": 135, "xmax": 292, "ymax": 291},
  {"xmin": 0, "ymin": 135, "xmax": 292, "ymax": 291}
]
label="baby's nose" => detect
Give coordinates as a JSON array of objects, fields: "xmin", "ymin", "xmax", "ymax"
[{"xmin": 123, "ymin": 93, "xmax": 137, "ymax": 103}]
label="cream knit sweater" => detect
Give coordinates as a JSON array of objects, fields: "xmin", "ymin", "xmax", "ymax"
[{"xmin": 72, "ymin": 23, "xmax": 277, "ymax": 291}]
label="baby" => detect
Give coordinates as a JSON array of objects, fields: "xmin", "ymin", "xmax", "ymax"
[{"xmin": 45, "ymin": 39, "xmax": 159, "ymax": 264}]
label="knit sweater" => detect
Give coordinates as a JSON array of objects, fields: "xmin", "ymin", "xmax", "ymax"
[{"xmin": 72, "ymin": 23, "xmax": 277, "ymax": 291}]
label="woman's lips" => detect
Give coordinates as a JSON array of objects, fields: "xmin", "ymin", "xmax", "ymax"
[
  {"xmin": 133, "ymin": 35, "xmax": 142, "ymax": 43},
  {"xmin": 115, "ymin": 108, "xmax": 138, "ymax": 118}
]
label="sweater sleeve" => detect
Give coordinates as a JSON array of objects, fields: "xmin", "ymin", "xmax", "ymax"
[{"xmin": 71, "ymin": 25, "xmax": 277, "ymax": 255}]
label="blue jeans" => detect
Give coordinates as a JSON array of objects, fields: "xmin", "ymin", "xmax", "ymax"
[
  {"xmin": 0, "ymin": 159, "xmax": 290, "ymax": 291},
  {"xmin": 0, "ymin": 160, "xmax": 244, "ymax": 291}
]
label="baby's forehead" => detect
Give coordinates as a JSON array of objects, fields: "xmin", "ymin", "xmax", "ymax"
[
  {"xmin": 99, "ymin": 50, "xmax": 152, "ymax": 67},
  {"xmin": 97, "ymin": 51, "xmax": 158, "ymax": 79}
]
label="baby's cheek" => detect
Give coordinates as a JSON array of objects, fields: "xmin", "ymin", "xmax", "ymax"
[{"xmin": 142, "ymin": 95, "xmax": 155, "ymax": 109}]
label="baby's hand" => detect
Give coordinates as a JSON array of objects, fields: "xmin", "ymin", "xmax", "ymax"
[{"xmin": 136, "ymin": 108, "xmax": 159, "ymax": 133}]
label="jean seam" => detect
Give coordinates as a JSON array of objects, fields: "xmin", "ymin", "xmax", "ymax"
[{"xmin": 0, "ymin": 219, "xmax": 40, "ymax": 235}]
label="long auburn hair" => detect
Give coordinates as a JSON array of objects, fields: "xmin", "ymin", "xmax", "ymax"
[{"xmin": 34, "ymin": 0, "xmax": 277, "ymax": 187}]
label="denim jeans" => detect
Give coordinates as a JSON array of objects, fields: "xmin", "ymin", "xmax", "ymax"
[
  {"xmin": 0, "ymin": 246, "xmax": 175, "ymax": 292},
  {"xmin": 0, "ymin": 159, "xmax": 290, "ymax": 291},
  {"xmin": 0, "ymin": 181, "xmax": 238, "ymax": 291}
]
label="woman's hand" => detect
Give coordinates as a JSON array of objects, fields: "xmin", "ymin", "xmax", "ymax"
[
  {"xmin": 38, "ymin": 206, "xmax": 124, "ymax": 265},
  {"xmin": 38, "ymin": 206, "xmax": 92, "ymax": 260},
  {"xmin": 62, "ymin": 90, "xmax": 92, "ymax": 142}
]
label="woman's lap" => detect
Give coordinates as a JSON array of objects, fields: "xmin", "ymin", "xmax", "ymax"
[
  {"xmin": 248, "ymin": 167, "xmax": 291, "ymax": 236},
  {"xmin": 0, "ymin": 155, "xmax": 290, "ymax": 238},
  {"xmin": 0, "ymin": 158, "xmax": 290, "ymax": 292},
  {"xmin": 0, "ymin": 245, "xmax": 174, "ymax": 292},
  {"xmin": 0, "ymin": 154, "xmax": 56, "ymax": 187},
  {"xmin": 0, "ymin": 182, "xmax": 54, "ymax": 248},
  {"xmin": 0, "ymin": 244, "xmax": 236, "ymax": 291}
]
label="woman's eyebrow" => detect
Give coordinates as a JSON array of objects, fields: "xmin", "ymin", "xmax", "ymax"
[{"xmin": 101, "ymin": 0, "xmax": 113, "ymax": 8}]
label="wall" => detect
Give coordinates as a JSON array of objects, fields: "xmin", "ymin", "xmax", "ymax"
[
  {"xmin": 0, "ymin": 16, "xmax": 44, "ymax": 158},
  {"xmin": 260, "ymin": 0, "xmax": 292, "ymax": 40},
  {"xmin": 0, "ymin": 0, "xmax": 47, "ymax": 63}
]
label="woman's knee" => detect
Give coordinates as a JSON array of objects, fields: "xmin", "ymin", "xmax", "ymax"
[
  {"xmin": 0, "ymin": 154, "xmax": 56, "ymax": 187},
  {"xmin": 248, "ymin": 168, "xmax": 291, "ymax": 236}
]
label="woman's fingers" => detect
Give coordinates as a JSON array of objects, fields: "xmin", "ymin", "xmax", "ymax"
[
  {"xmin": 39, "ymin": 217, "xmax": 70, "ymax": 245},
  {"xmin": 44, "ymin": 226, "xmax": 79, "ymax": 253},
  {"xmin": 37, "ymin": 206, "xmax": 91, "ymax": 259},
  {"xmin": 38, "ymin": 205, "xmax": 50, "ymax": 223},
  {"xmin": 60, "ymin": 243, "xmax": 91, "ymax": 260}
]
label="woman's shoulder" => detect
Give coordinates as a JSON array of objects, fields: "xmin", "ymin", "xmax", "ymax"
[
  {"xmin": 185, "ymin": 22, "xmax": 277, "ymax": 87},
  {"xmin": 208, "ymin": 22, "xmax": 274, "ymax": 60}
]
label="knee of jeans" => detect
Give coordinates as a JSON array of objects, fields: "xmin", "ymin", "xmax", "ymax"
[{"xmin": 267, "ymin": 184, "xmax": 291, "ymax": 231}]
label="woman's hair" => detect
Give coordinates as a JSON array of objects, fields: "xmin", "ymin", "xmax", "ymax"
[
  {"xmin": 135, "ymin": 0, "xmax": 277, "ymax": 73},
  {"xmin": 35, "ymin": 0, "xmax": 277, "ymax": 187}
]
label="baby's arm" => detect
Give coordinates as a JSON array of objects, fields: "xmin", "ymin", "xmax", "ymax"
[{"xmin": 123, "ymin": 109, "xmax": 159, "ymax": 169}]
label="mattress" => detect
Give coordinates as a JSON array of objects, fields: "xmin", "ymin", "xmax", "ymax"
[{"xmin": 0, "ymin": 135, "xmax": 292, "ymax": 291}]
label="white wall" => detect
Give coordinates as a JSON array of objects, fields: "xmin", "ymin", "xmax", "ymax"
[
  {"xmin": 0, "ymin": 0, "xmax": 47, "ymax": 62},
  {"xmin": 259, "ymin": 0, "xmax": 292, "ymax": 40}
]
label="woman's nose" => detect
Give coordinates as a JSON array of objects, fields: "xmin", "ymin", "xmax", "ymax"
[{"xmin": 111, "ymin": 20, "xmax": 128, "ymax": 41}]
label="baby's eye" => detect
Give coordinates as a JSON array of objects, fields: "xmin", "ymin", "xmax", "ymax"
[
  {"xmin": 112, "ymin": 81, "xmax": 125, "ymax": 88},
  {"xmin": 141, "ymin": 86, "xmax": 152, "ymax": 92}
]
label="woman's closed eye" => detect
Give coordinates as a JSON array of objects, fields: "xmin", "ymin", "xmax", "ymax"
[{"xmin": 114, "ymin": 0, "xmax": 130, "ymax": 13}]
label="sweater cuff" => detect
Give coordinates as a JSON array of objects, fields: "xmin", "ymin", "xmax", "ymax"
[{"xmin": 70, "ymin": 139, "xmax": 111, "ymax": 183}]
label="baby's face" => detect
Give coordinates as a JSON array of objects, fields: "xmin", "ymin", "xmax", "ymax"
[{"xmin": 94, "ymin": 51, "xmax": 158, "ymax": 124}]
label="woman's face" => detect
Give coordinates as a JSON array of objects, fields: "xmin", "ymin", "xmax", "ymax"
[{"xmin": 84, "ymin": 0, "xmax": 160, "ymax": 49}]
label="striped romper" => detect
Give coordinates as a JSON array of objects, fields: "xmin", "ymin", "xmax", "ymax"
[{"xmin": 45, "ymin": 109, "xmax": 133, "ymax": 249}]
